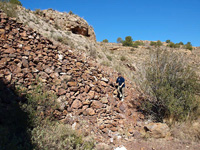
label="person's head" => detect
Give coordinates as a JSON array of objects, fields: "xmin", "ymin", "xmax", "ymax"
[{"xmin": 118, "ymin": 72, "xmax": 122, "ymax": 77}]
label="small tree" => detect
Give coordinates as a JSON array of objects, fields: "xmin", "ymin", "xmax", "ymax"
[
  {"xmin": 157, "ymin": 40, "xmax": 162, "ymax": 47},
  {"xmin": 117, "ymin": 37, "xmax": 123, "ymax": 43},
  {"xmin": 166, "ymin": 39, "xmax": 171, "ymax": 43},
  {"xmin": 102, "ymin": 39, "xmax": 108, "ymax": 43},
  {"xmin": 122, "ymin": 36, "xmax": 133, "ymax": 47},
  {"xmin": 132, "ymin": 41, "xmax": 144, "ymax": 48},
  {"xmin": 174, "ymin": 43, "xmax": 180, "ymax": 48},
  {"xmin": 150, "ymin": 41, "xmax": 157, "ymax": 46},
  {"xmin": 179, "ymin": 41, "xmax": 184, "ymax": 45},
  {"xmin": 168, "ymin": 42, "xmax": 175, "ymax": 48},
  {"xmin": 185, "ymin": 42, "xmax": 193, "ymax": 50}
]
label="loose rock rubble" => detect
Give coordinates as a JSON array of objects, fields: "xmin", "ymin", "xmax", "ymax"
[{"xmin": 0, "ymin": 9, "xmax": 170, "ymax": 146}]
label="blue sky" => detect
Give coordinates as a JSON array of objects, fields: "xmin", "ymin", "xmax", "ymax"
[{"xmin": 20, "ymin": 0, "xmax": 200, "ymax": 46}]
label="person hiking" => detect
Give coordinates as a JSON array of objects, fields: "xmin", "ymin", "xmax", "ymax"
[{"xmin": 116, "ymin": 73, "xmax": 125, "ymax": 101}]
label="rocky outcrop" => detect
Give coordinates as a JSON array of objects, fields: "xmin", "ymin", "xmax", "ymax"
[
  {"xmin": 40, "ymin": 9, "xmax": 96, "ymax": 41},
  {"xmin": 15, "ymin": 6, "xmax": 99, "ymax": 56}
]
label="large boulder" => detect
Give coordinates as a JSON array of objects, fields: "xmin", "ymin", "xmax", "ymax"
[{"xmin": 144, "ymin": 123, "xmax": 171, "ymax": 138}]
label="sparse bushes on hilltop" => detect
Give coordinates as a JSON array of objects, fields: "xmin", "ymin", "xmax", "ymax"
[
  {"xmin": 121, "ymin": 36, "xmax": 144, "ymax": 48},
  {"xmin": 157, "ymin": 40, "xmax": 162, "ymax": 47},
  {"xmin": 68, "ymin": 10, "xmax": 74, "ymax": 15},
  {"xmin": 150, "ymin": 41, "xmax": 157, "ymax": 46},
  {"xmin": 122, "ymin": 36, "xmax": 133, "ymax": 47},
  {"xmin": 168, "ymin": 42, "xmax": 182, "ymax": 49},
  {"xmin": 166, "ymin": 40, "xmax": 193, "ymax": 50},
  {"xmin": 150, "ymin": 40, "xmax": 163, "ymax": 47},
  {"xmin": 0, "ymin": 0, "xmax": 22, "ymax": 5},
  {"xmin": 117, "ymin": 37, "xmax": 123, "ymax": 43},
  {"xmin": 102, "ymin": 39, "xmax": 109, "ymax": 43},
  {"xmin": 185, "ymin": 42, "xmax": 193, "ymax": 50},
  {"xmin": 10, "ymin": 0, "xmax": 21, "ymax": 5},
  {"xmin": 35, "ymin": 9, "xmax": 43, "ymax": 16},
  {"xmin": 179, "ymin": 41, "xmax": 184, "ymax": 45},
  {"xmin": 168, "ymin": 42, "xmax": 175, "ymax": 48},
  {"xmin": 140, "ymin": 49, "xmax": 200, "ymax": 123},
  {"xmin": 132, "ymin": 40, "xmax": 144, "ymax": 48},
  {"xmin": 0, "ymin": 1, "xmax": 18, "ymax": 17}
]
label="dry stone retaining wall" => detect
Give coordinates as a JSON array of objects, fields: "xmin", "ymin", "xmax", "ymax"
[{"xmin": 0, "ymin": 10, "xmax": 145, "ymax": 142}]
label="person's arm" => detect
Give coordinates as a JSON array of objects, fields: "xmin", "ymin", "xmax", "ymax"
[
  {"xmin": 116, "ymin": 77, "xmax": 119, "ymax": 84},
  {"xmin": 119, "ymin": 77, "xmax": 125, "ymax": 88},
  {"xmin": 119, "ymin": 82, "xmax": 124, "ymax": 88}
]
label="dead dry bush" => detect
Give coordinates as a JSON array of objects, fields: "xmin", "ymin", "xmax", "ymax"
[{"xmin": 171, "ymin": 119, "xmax": 200, "ymax": 141}]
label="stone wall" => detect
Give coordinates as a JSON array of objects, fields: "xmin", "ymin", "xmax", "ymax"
[{"xmin": 0, "ymin": 10, "xmax": 145, "ymax": 143}]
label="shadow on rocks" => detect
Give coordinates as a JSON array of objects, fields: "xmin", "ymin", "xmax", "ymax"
[{"xmin": 0, "ymin": 80, "xmax": 36, "ymax": 150}]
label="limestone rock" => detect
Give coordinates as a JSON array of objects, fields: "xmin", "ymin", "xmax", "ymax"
[{"xmin": 144, "ymin": 123, "xmax": 171, "ymax": 138}]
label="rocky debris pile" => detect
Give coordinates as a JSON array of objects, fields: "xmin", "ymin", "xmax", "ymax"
[
  {"xmin": 36, "ymin": 8, "xmax": 96, "ymax": 41},
  {"xmin": 0, "ymin": 9, "xmax": 148, "ymax": 143}
]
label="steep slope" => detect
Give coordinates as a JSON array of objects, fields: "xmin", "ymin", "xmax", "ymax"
[{"xmin": 0, "ymin": 9, "xmax": 145, "ymax": 146}]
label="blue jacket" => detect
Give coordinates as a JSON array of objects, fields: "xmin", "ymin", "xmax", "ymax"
[{"xmin": 116, "ymin": 76, "xmax": 125, "ymax": 88}]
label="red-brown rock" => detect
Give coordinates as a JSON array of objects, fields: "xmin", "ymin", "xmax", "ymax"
[
  {"xmin": 91, "ymin": 100, "xmax": 103, "ymax": 109},
  {"xmin": 71, "ymin": 100, "xmax": 83, "ymax": 109},
  {"xmin": 85, "ymin": 108, "xmax": 95, "ymax": 116}
]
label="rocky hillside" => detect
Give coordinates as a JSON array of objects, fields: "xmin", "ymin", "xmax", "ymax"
[
  {"xmin": 1, "ymin": 3, "xmax": 200, "ymax": 149},
  {"xmin": 3, "ymin": 5, "xmax": 100, "ymax": 57},
  {"xmin": 0, "ymin": 9, "xmax": 152, "ymax": 148},
  {"xmin": 4, "ymin": 4, "xmax": 199, "ymax": 84}
]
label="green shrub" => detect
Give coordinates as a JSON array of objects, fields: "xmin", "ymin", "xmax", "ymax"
[
  {"xmin": 174, "ymin": 43, "xmax": 180, "ymax": 48},
  {"xmin": 0, "ymin": 2, "xmax": 17, "ymax": 17},
  {"xmin": 179, "ymin": 41, "xmax": 184, "ymax": 45},
  {"xmin": 122, "ymin": 36, "xmax": 133, "ymax": 47},
  {"xmin": 132, "ymin": 41, "xmax": 144, "ymax": 48},
  {"xmin": 132, "ymin": 42, "xmax": 139, "ymax": 48},
  {"xmin": 16, "ymin": 82, "xmax": 58, "ymax": 126},
  {"xmin": 101, "ymin": 61, "xmax": 110, "ymax": 66},
  {"xmin": 0, "ymin": 0, "xmax": 22, "ymax": 5},
  {"xmin": 32, "ymin": 123, "xmax": 95, "ymax": 150},
  {"xmin": 117, "ymin": 37, "xmax": 123, "ymax": 43},
  {"xmin": 166, "ymin": 39, "xmax": 171, "ymax": 43},
  {"xmin": 106, "ymin": 55, "xmax": 112, "ymax": 61},
  {"xmin": 9, "ymin": 0, "xmax": 21, "ymax": 5},
  {"xmin": 150, "ymin": 41, "xmax": 157, "ymax": 46},
  {"xmin": 141, "ymin": 49, "xmax": 200, "ymax": 122},
  {"xmin": 102, "ymin": 39, "xmax": 108, "ymax": 43},
  {"xmin": 168, "ymin": 42, "xmax": 175, "ymax": 48},
  {"xmin": 120, "ymin": 56, "xmax": 126, "ymax": 61},
  {"xmin": 35, "ymin": 9, "xmax": 43, "ymax": 16},
  {"xmin": 185, "ymin": 42, "xmax": 193, "ymax": 50},
  {"xmin": 150, "ymin": 41, "xmax": 162, "ymax": 47},
  {"xmin": 157, "ymin": 40, "xmax": 162, "ymax": 47},
  {"xmin": 69, "ymin": 10, "xmax": 74, "ymax": 15},
  {"xmin": 0, "ymin": 81, "xmax": 34, "ymax": 150}
]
